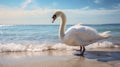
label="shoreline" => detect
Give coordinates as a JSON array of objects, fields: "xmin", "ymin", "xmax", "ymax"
[{"xmin": 0, "ymin": 48, "xmax": 120, "ymax": 67}]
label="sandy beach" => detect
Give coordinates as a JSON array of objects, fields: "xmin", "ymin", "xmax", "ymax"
[{"xmin": 0, "ymin": 48, "xmax": 120, "ymax": 67}]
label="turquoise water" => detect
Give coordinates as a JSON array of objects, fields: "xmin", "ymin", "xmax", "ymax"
[
  {"xmin": 0, "ymin": 24, "xmax": 120, "ymax": 52},
  {"xmin": 0, "ymin": 25, "xmax": 59, "ymax": 44}
]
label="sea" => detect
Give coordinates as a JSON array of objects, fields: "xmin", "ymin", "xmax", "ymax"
[{"xmin": 0, "ymin": 24, "xmax": 120, "ymax": 52}]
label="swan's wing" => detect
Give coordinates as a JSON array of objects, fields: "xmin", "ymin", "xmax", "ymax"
[{"xmin": 65, "ymin": 25, "xmax": 101, "ymax": 41}]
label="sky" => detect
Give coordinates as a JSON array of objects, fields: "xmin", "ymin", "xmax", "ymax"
[{"xmin": 0, "ymin": 0, "xmax": 120, "ymax": 24}]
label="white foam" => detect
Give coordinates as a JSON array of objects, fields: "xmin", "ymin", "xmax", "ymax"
[
  {"xmin": 0, "ymin": 43, "xmax": 78, "ymax": 52},
  {"xmin": 0, "ymin": 38, "xmax": 119, "ymax": 52},
  {"xmin": 0, "ymin": 43, "xmax": 26, "ymax": 52},
  {"xmin": 86, "ymin": 39, "xmax": 120, "ymax": 49},
  {"xmin": 0, "ymin": 25, "xmax": 13, "ymax": 27}
]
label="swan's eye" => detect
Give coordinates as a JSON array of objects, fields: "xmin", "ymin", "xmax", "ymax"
[{"xmin": 52, "ymin": 15, "xmax": 56, "ymax": 19}]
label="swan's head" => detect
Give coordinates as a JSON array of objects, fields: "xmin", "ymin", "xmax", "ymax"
[{"xmin": 52, "ymin": 11, "xmax": 63, "ymax": 23}]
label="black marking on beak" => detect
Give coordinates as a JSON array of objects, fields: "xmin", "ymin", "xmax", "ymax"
[
  {"xmin": 52, "ymin": 15, "xmax": 56, "ymax": 23},
  {"xmin": 52, "ymin": 15, "xmax": 56, "ymax": 19}
]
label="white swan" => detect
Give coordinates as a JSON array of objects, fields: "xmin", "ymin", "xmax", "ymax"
[{"xmin": 52, "ymin": 11, "xmax": 110, "ymax": 56}]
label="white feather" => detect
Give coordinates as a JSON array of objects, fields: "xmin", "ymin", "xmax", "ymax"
[{"xmin": 53, "ymin": 11, "xmax": 111, "ymax": 47}]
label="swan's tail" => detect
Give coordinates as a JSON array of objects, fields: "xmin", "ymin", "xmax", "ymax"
[{"xmin": 100, "ymin": 31, "xmax": 111, "ymax": 38}]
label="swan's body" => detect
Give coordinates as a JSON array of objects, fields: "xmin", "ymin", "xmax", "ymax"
[{"xmin": 52, "ymin": 11, "xmax": 110, "ymax": 56}]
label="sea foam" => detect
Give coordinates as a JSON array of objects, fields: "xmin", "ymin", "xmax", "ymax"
[
  {"xmin": 0, "ymin": 43, "xmax": 78, "ymax": 52},
  {"xmin": 0, "ymin": 38, "xmax": 120, "ymax": 53}
]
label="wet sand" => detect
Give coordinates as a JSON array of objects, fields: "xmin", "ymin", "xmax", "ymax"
[{"xmin": 0, "ymin": 48, "xmax": 120, "ymax": 67}]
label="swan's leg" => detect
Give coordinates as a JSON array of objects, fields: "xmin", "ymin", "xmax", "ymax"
[
  {"xmin": 81, "ymin": 46, "xmax": 85, "ymax": 56},
  {"xmin": 80, "ymin": 46, "xmax": 82, "ymax": 51},
  {"xmin": 75, "ymin": 46, "xmax": 85, "ymax": 56}
]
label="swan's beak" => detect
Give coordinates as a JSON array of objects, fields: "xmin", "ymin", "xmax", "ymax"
[
  {"xmin": 52, "ymin": 15, "xmax": 56, "ymax": 23},
  {"xmin": 52, "ymin": 19, "xmax": 55, "ymax": 23}
]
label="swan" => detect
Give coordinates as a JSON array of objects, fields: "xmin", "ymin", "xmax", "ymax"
[{"xmin": 52, "ymin": 11, "xmax": 110, "ymax": 56}]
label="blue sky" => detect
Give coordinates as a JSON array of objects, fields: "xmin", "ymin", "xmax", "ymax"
[{"xmin": 0, "ymin": 0, "xmax": 120, "ymax": 24}]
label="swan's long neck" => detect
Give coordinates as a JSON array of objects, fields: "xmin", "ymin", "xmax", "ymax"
[{"xmin": 59, "ymin": 12, "xmax": 66, "ymax": 41}]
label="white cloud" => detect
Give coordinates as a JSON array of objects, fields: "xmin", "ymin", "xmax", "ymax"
[
  {"xmin": 0, "ymin": 6, "xmax": 120, "ymax": 24},
  {"xmin": 63, "ymin": 9, "xmax": 120, "ymax": 16},
  {"xmin": 21, "ymin": 0, "xmax": 32, "ymax": 9},
  {"xmin": 1, "ymin": 8, "xmax": 119, "ymax": 19},
  {"xmin": 0, "ymin": 8, "xmax": 53, "ymax": 18}
]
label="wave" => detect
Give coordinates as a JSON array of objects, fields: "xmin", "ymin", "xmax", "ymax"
[
  {"xmin": 0, "ymin": 25, "xmax": 14, "ymax": 27},
  {"xmin": 86, "ymin": 39, "xmax": 120, "ymax": 49},
  {"xmin": 0, "ymin": 43, "xmax": 78, "ymax": 52},
  {"xmin": 0, "ymin": 38, "xmax": 120, "ymax": 53}
]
